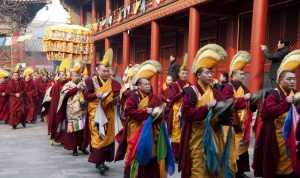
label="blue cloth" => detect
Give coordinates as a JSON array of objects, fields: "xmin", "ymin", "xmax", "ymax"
[
  {"xmin": 0, "ymin": 38, "xmax": 5, "ymax": 47},
  {"xmin": 203, "ymin": 110, "xmax": 220, "ymax": 176},
  {"xmin": 161, "ymin": 122, "xmax": 176, "ymax": 175},
  {"xmin": 135, "ymin": 115, "xmax": 153, "ymax": 165},
  {"xmin": 282, "ymin": 106, "xmax": 293, "ymax": 141}
]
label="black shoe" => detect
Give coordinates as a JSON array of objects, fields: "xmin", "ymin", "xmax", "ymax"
[
  {"xmin": 98, "ymin": 164, "xmax": 107, "ymax": 175},
  {"xmin": 72, "ymin": 149, "xmax": 79, "ymax": 156},
  {"xmin": 103, "ymin": 163, "xmax": 109, "ymax": 171},
  {"xmin": 12, "ymin": 125, "xmax": 17, "ymax": 129},
  {"xmin": 80, "ymin": 149, "xmax": 89, "ymax": 155},
  {"xmin": 21, "ymin": 122, "xmax": 26, "ymax": 128}
]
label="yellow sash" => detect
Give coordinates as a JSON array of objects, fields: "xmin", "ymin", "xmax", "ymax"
[
  {"xmin": 89, "ymin": 79, "xmax": 116, "ymax": 149},
  {"xmin": 189, "ymin": 84, "xmax": 225, "ymax": 178}
]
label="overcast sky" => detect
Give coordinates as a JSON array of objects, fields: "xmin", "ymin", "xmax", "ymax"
[{"xmin": 33, "ymin": 0, "xmax": 70, "ymax": 24}]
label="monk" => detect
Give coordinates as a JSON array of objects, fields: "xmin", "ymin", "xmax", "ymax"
[
  {"xmin": 166, "ymin": 55, "xmax": 190, "ymax": 161},
  {"xmin": 253, "ymin": 70, "xmax": 300, "ymax": 178},
  {"xmin": 178, "ymin": 44, "xmax": 233, "ymax": 178},
  {"xmin": 221, "ymin": 51, "xmax": 255, "ymax": 178},
  {"xmin": 61, "ymin": 68, "xmax": 89, "ymax": 156},
  {"xmin": 0, "ymin": 70, "xmax": 10, "ymax": 123},
  {"xmin": 85, "ymin": 49, "xmax": 121, "ymax": 175},
  {"xmin": 122, "ymin": 60, "xmax": 174, "ymax": 178},
  {"xmin": 48, "ymin": 72, "xmax": 68, "ymax": 144},
  {"xmin": 24, "ymin": 68, "xmax": 39, "ymax": 123},
  {"xmin": 6, "ymin": 71, "xmax": 26, "ymax": 129}
]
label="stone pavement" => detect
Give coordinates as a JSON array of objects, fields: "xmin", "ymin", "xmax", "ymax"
[
  {"xmin": 0, "ymin": 121, "xmax": 181, "ymax": 178},
  {"xmin": 0, "ymin": 121, "xmax": 256, "ymax": 178}
]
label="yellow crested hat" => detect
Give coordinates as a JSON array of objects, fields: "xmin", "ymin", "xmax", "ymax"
[
  {"xmin": 14, "ymin": 64, "xmax": 21, "ymax": 73},
  {"xmin": 58, "ymin": 59, "xmax": 71, "ymax": 73},
  {"xmin": 229, "ymin": 50, "xmax": 251, "ymax": 74},
  {"xmin": 192, "ymin": 44, "xmax": 227, "ymax": 74},
  {"xmin": 124, "ymin": 64, "xmax": 140, "ymax": 78},
  {"xmin": 0, "ymin": 69, "xmax": 10, "ymax": 78},
  {"xmin": 70, "ymin": 60, "xmax": 83, "ymax": 74},
  {"xmin": 132, "ymin": 60, "xmax": 162, "ymax": 84},
  {"xmin": 180, "ymin": 53, "xmax": 188, "ymax": 71},
  {"xmin": 100, "ymin": 48, "xmax": 113, "ymax": 67},
  {"xmin": 23, "ymin": 67, "xmax": 34, "ymax": 77},
  {"xmin": 277, "ymin": 49, "xmax": 300, "ymax": 81}
]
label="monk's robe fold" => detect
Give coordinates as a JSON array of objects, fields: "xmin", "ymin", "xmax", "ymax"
[
  {"xmin": 6, "ymin": 79, "xmax": 25, "ymax": 126},
  {"xmin": 0, "ymin": 81, "xmax": 9, "ymax": 122}
]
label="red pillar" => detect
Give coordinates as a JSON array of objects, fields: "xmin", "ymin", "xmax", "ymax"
[
  {"xmin": 123, "ymin": 31, "xmax": 130, "ymax": 74},
  {"xmin": 91, "ymin": 0, "xmax": 97, "ymax": 74},
  {"xmin": 249, "ymin": 0, "xmax": 269, "ymax": 92},
  {"xmin": 151, "ymin": 21, "xmax": 160, "ymax": 95},
  {"xmin": 106, "ymin": 0, "xmax": 112, "ymax": 17},
  {"xmin": 187, "ymin": 7, "xmax": 200, "ymax": 82},
  {"xmin": 80, "ymin": 3, "xmax": 84, "ymax": 25},
  {"xmin": 104, "ymin": 38, "xmax": 111, "ymax": 51},
  {"xmin": 224, "ymin": 18, "xmax": 237, "ymax": 72}
]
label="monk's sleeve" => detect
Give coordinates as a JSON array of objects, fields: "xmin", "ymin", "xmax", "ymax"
[
  {"xmin": 168, "ymin": 84, "xmax": 183, "ymax": 103},
  {"xmin": 261, "ymin": 91, "xmax": 289, "ymax": 120},
  {"xmin": 124, "ymin": 94, "xmax": 147, "ymax": 121},
  {"xmin": 222, "ymin": 84, "xmax": 247, "ymax": 110},
  {"xmin": 66, "ymin": 88, "xmax": 79, "ymax": 97},
  {"xmin": 182, "ymin": 88, "xmax": 208, "ymax": 122},
  {"xmin": 84, "ymin": 78, "xmax": 97, "ymax": 101}
]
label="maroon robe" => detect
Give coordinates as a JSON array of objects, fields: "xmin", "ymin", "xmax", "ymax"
[
  {"xmin": 253, "ymin": 88, "xmax": 300, "ymax": 178},
  {"xmin": 63, "ymin": 87, "xmax": 89, "ymax": 152},
  {"xmin": 6, "ymin": 79, "xmax": 25, "ymax": 127},
  {"xmin": 0, "ymin": 81, "xmax": 9, "ymax": 122},
  {"xmin": 48, "ymin": 80, "xmax": 67, "ymax": 142},
  {"xmin": 84, "ymin": 77, "xmax": 121, "ymax": 165},
  {"xmin": 24, "ymin": 79, "xmax": 38, "ymax": 123},
  {"xmin": 166, "ymin": 79, "xmax": 189, "ymax": 160},
  {"xmin": 123, "ymin": 90, "xmax": 162, "ymax": 178},
  {"xmin": 178, "ymin": 83, "xmax": 225, "ymax": 178}
]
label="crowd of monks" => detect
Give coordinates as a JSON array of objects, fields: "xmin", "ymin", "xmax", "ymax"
[{"xmin": 0, "ymin": 44, "xmax": 300, "ymax": 178}]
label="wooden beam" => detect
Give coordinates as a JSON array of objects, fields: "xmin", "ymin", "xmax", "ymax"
[{"xmin": 94, "ymin": 0, "xmax": 210, "ymax": 41}]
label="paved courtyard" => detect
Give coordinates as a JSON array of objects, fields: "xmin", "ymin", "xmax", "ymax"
[{"xmin": 0, "ymin": 121, "xmax": 256, "ymax": 178}]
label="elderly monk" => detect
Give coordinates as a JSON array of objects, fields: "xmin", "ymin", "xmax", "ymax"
[
  {"xmin": 165, "ymin": 54, "xmax": 190, "ymax": 161},
  {"xmin": 85, "ymin": 49, "xmax": 121, "ymax": 175},
  {"xmin": 178, "ymin": 44, "xmax": 235, "ymax": 178},
  {"xmin": 122, "ymin": 60, "xmax": 175, "ymax": 178},
  {"xmin": 0, "ymin": 70, "xmax": 10, "ymax": 123},
  {"xmin": 253, "ymin": 50, "xmax": 300, "ymax": 178},
  {"xmin": 59, "ymin": 62, "xmax": 89, "ymax": 156},
  {"xmin": 6, "ymin": 68, "xmax": 26, "ymax": 129}
]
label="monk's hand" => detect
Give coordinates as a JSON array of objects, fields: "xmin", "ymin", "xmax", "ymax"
[
  {"xmin": 286, "ymin": 96, "xmax": 295, "ymax": 104},
  {"xmin": 1, "ymin": 92, "xmax": 5, "ymax": 96},
  {"xmin": 244, "ymin": 93, "xmax": 251, "ymax": 100},
  {"xmin": 146, "ymin": 108, "xmax": 153, "ymax": 114},
  {"xmin": 208, "ymin": 99, "xmax": 217, "ymax": 108},
  {"xmin": 15, "ymin": 93, "xmax": 20, "ymax": 98},
  {"xmin": 260, "ymin": 45, "xmax": 267, "ymax": 50}
]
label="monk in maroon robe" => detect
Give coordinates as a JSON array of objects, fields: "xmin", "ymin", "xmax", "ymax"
[
  {"xmin": 253, "ymin": 71, "xmax": 300, "ymax": 178},
  {"xmin": 6, "ymin": 72, "xmax": 26, "ymax": 129},
  {"xmin": 48, "ymin": 72, "xmax": 68, "ymax": 144},
  {"xmin": 0, "ymin": 76, "xmax": 9, "ymax": 123},
  {"xmin": 24, "ymin": 75, "xmax": 39, "ymax": 123}
]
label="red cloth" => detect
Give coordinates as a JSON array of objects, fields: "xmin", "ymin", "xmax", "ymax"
[
  {"xmin": 253, "ymin": 88, "xmax": 290, "ymax": 178},
  {"xmin": 24, "ymin": 79, "xmax": 38, "ymax": 123},
  {"xmin": 0, "ymin": 81, "xmax": 9, "ymax": 122},
  {"xmin": 6, "ymin": 79, "xmax": 25, "ymax": 126},
  {"xmin": 178, "ymin": 84, "xmax": 224, "ymax": 178},
  {"xmin": 48, "ymin": 80, "xmax": 67, "ymax": 142}
]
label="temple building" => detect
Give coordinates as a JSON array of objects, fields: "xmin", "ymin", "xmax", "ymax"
[{"xmin": 61, "ymin": 0, "xmax": 300, "ymax": 93}]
